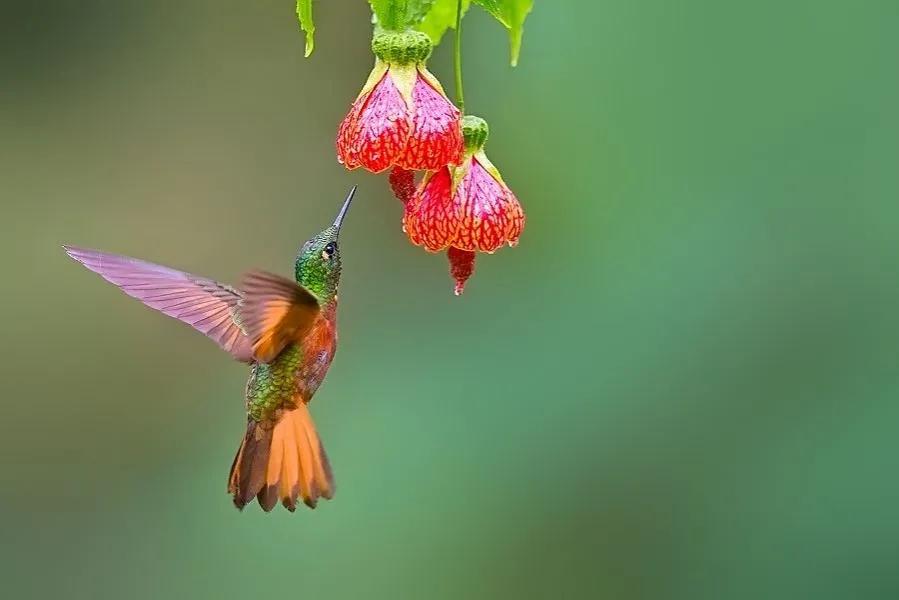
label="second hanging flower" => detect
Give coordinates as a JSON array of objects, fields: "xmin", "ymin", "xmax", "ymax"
[
  {"xmin": 404, "ymin": 115, "xmax": 525, "ymax": 254},
  {"xmin": 403, "ymin": 115, "xmax": 525, "ymax": 295}
]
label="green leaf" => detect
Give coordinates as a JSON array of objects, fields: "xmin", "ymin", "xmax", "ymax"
[
  {"xmin": 415, "ymin": 0, "xmax": 470, "ymax": 45},
  {"xmin": 370, "ymin": 0, "xmax": 436, "ymax": 30},
  {"xmin": 296, "ymin": 0, "xmax": 314, "ymax": 57},
  {"xmin": 369, "ymin": 0, "xmax": 399, "ymax": 30},
  {"xmin": 473, "ymin": 0, "xmax": 534, "ymax": 66},
  {"xmin": 472, "ymin": 0, "xmax": 506, "ymax": 25},
  {"xmin": 407, "ymin": 0, "xmax": 439, "ymax": 24}
]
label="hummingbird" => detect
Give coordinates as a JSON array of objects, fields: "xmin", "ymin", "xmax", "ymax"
[{"xmin": 64, "ymin": 187, "xmax": 357, "ymax": 511}]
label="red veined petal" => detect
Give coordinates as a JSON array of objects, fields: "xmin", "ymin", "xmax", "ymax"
[
  {"xmin": 403, "ymin": 167, "xmax": 460, "ymax": 252},
  {"xmin": 336, "ymin": 90, "xmax": 370, "ymax": 169},
  {"xmin": 395, "ymin": 73, "xmax": 462, "ymax": 171},
  {"xmin": 453, "ymin": 157, "xmax": 511, "ymax": 253},
  {"xmin": 503, "ymin": 187, "xmax": 525, "ymax": 247},
  {"xmin": 340, "ymin": 70, "xmax": 411, "ymax": 173}
]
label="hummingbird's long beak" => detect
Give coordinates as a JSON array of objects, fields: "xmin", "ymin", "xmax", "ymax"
[{"xmin": 333, "ymin": 185, "xmax": 356, "ymax": 233}]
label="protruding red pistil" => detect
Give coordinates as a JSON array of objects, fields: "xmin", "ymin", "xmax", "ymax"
[{"xmin": 447, "ymin": 247, "xmax": 476, "ymax": 296}]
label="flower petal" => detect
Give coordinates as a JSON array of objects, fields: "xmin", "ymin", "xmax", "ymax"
[
  {"xmin": 340, "ymin": 69, "xmax": 411, "ymax": 173},
  {"xmin": 336, "ymin": 91, "xmax": 369, "ymax": 169},
  {"xmin": 337, "ymin": 61, "xmax": 391, "ymax": 170},
  {"xmin": 453, "ymin": 157, "xmax": 513, "ymax": 253},
  {"xmin": 403, "ymin": 167, "xmax": 460, "ymax": 252},
  {"xmin": 503, "ymin": 187, "xmax": 525, "ymax": 247},
  {"xmin": 395, "ymin": 70, "xmax": 462, "ymax": 171}
]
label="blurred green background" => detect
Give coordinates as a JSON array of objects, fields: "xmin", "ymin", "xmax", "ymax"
[{"xmin": 2, "ymin": 1, "xmax": 898, "ymax": 598}]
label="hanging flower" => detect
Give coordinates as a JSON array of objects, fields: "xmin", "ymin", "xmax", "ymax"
[
  {"xmin": 403, "ymin": 116, "xmax": 524, "ymax": 294},
  {"xmin": 404, "ymin": 115, "xmax": 524, "ymax": 253},
  {"xmin": 337, "ymin": 30, "xmax": 463, "ymax": 173}
]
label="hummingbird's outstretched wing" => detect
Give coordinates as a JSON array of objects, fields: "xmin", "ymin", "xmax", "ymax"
[
  {"xmin": 64, "ymin": 246, "xmax": 254, "ymax": 362},
  {"xmin": 239, "ymin": 270, "xmax": 321, "ymax": 363}
]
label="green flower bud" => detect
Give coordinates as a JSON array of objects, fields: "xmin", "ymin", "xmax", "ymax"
[{"xmin": 462, "ymin": 115, "xmax": 489, "ymax": 152}]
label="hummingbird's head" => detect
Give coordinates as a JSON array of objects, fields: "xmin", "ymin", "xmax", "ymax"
[{"xmin": 295, "ymin": 186, "xmax": 356, "ymax": 304}]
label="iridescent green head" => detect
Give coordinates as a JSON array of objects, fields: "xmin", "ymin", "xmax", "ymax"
[{"xmin": 295, "ymin": 186, "xmax": 356, "ymax": 304}]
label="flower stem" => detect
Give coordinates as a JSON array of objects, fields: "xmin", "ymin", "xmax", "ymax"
[{"xmin": 454, "ymin": 0, "xmax": 465, "ymax": 113}]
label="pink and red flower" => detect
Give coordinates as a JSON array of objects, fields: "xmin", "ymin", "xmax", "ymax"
[
  {"xmin": 335, "ymin": 30, "xmax": 523, "ymax": 295},
  {"xmin": 403, "ymin": 126, "xmax": 524, "ymax": 253},
  {"xmin": 337, "ymin": 31, "xmax": 462, "ymax": 173},
  {"xmin": 403, "ymin": 116, "xmax": 525, "ymax": 294}
]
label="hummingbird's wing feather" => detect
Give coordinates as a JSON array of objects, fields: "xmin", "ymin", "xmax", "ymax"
[
  {"xmin": 64, "ymin": 246, "xmax": 254, "ymax": 362},
  {"xmin": 239, "ymin": 270, "xmax": 321, "ymax": 364}
]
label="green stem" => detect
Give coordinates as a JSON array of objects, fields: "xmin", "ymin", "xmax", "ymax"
[{"xmin": 454, "ymin": 0, "xmax": 465, "ymax": 113}]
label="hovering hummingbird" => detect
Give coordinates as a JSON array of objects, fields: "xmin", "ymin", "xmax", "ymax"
[{"xmin": 64, "ymin": 187, "xmax": 357, "ymax": 512}]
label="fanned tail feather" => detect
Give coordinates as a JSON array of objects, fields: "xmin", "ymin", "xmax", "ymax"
[{"xmin": 228, "ymin": 403, "xmax": 334, "ymax": 512}]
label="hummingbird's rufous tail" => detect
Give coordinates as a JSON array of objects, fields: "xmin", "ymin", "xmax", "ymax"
[{"xmin": 228, "ymin": 402, "xmax": 334, "ymax": 511}]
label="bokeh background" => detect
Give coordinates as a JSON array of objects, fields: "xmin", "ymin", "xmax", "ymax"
[{"xmin": 2, "ymin": 1, "xmax": 898, "ymax": 598}]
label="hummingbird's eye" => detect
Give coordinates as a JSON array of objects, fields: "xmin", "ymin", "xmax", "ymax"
[{"xmin": 322, "ymin": 242, "xmax": 337, "ymax": 260}]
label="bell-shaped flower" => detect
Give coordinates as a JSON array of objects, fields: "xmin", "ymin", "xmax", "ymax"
[
  {"xmin": 337, "ymin": 30, "xmax": 463, "ymax": 173},
  {"xmin": 404, "ymin": 116, "xmax": 524, "ymax": 254}
]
